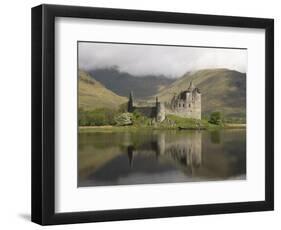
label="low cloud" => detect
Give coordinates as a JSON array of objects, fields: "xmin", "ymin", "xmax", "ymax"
[{"xmin": 78, "ymin": 42, "xmax": 247, "ymax": 78}]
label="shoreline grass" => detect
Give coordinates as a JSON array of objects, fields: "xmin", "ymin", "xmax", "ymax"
[
  {"xmin": 79, "ymin": 123, "xmax": 246, "ymax": 133},
  {"xmin": 78, "ymin": 111, "xmax": 246, "ymax": 132}
]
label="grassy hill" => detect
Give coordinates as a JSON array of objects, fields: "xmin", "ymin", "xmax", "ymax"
[
  {"xmin": 154, "ymin": 69, "xmax": 246, "ymax": 119},
  {"xmin": 79, "ymin": 68, "xmax": 246, "ymax": 120},
  {"xmin": 79, "ymin": 70, "xmax": 127, "ymax": 110},
  {"xmin": 89, "ymin": 67, "xmax": 175, "ymax": 99}
]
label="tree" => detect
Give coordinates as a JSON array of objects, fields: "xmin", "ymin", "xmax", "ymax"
[
  {"xmin": 78, "ymin": 108, "xmax": 117, "ymax": 126},
  {"xmin": 114, "ymin": 113, "xmax": 133, "ymax": 126},
  {"xmin": 209, "ymin": 112, "xmax": 222, "ymax": 125}
]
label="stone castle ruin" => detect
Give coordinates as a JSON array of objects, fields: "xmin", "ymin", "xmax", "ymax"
[{"xmin": 128, "ymin": 81, "xmax": 201, "ymax": 122}]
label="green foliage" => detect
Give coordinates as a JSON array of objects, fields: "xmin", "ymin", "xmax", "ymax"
[
  {"xmin": 79, "ymin": 109, "xmax": 152, "ymax": 127},
  {"xmin": 78, "ymin": 108, "xmax": 227, "ymax": 130},
  {"xmin": 114, "ymin": 113, "xmax": 133, "ymax": 126},
  {"xmin": 209, "ymin": 112, "xmax": 222, "ymax": 125},
  {"xmin": 165, "ymin": 115, "xmax": 209, "ymax": 129},
  {"xmin": 131, "ymin": 111, "xmax": 152, "ymax": 127},
  {"xmin": 79, "ymin": 108, "xmax": 117, "ymax": 126}
]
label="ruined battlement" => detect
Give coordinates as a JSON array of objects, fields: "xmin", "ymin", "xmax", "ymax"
[
  {"xmin": 127, "ymin": 81, "xmax": 201, "ymax": 122},
  {"xmin": 168, "ymin": 81, "xmax": 201, "ymax": 119}
]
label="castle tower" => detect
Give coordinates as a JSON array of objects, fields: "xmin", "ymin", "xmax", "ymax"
[
  {"xmin": 168, "ymin": 81, "xmax": 201, "ymax": 120},
  {"xmin": 128, "ymin": 91, "xmax": 134, "ymax": 112},
  {"xmin": 185, "ymin": 81, "xmax": 201, "ymax": 119},
  {"xmin": 188, "ymin": 81, "xmax": 195, "ymax": 91},
  {"xmin": 192, "ymin": 88, "xmax": 201, "ymax": 119},
  {"xmin": 156, "ymin": 97, "xmax": 165, "ymax": 122}
]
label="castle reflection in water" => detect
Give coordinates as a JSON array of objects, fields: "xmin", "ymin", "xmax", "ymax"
[
  {"xmin": 127, "ymin": 131, "xmax": 202, "ymax": 174},
  {"xmin": 78, "ymin": 129, "xmax": 246, "ymax": 186}
]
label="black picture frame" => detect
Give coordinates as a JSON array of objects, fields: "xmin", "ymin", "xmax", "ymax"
[{"xmin": 31, "ymin": 4, "xmax": 274, "ymax": 225}]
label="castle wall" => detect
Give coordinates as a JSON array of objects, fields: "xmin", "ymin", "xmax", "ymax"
[
  {"xmin": 129, "ymin": 101, "xmax": 166, "ymax": 122},
  {"xmin": 192, "ymin": 94, "xmax": 201, "ymax": 120},
  {"xmin": 168, "ymin": 90, "xmax": 201, "ymax": 119},
  {"xmin": 133, "ymin": 106, "xmax": 156, "ymax": 118},
  {"xmin": 127, "ymin": 82, "xmax": 201, "ymax": 122}
]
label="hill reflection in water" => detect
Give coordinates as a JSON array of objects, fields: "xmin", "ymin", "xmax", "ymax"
[{"xmin": 78, "ymin": 129, "xmax": 246, "ymax": 187}]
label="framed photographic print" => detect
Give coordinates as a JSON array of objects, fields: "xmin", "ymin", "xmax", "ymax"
[{"xmin": 31, "ymin": 4, "xmax": 274, "ymax": 225}]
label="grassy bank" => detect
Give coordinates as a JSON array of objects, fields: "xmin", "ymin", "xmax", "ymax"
[
  {"xmin": 79, "ymin": 109, "xmax": 246, "ymax": 132},
  {"xmin": 224, "ymin": 123, "xmax": 246, "ymax": 129},
  {"xmin": 79, "ymin": 118, "xmax": 245, "ymax": 133}
]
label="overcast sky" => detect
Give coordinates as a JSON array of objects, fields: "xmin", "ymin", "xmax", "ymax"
[{"xmin": 78, "ymin": 42, "xmax": 247, "ymax": 78}]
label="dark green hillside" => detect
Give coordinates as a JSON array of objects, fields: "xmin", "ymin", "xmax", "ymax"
[
  {"xmin": 89, "ymin": 67, "xmax": 175, "ymax": 99},
  {"xmin": 155, "ymin": 69, "xmax": 246, "ymax": 119}
]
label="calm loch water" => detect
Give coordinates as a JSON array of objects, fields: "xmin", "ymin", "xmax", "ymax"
[{"xmin": 78, "ymin": 129, "xmax": 246, "ymax": 187}]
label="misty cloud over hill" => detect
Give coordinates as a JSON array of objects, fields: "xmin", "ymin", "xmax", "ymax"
[{"xmin": 79, "ymin": 42, "xmax": 247, "ymax": 77}]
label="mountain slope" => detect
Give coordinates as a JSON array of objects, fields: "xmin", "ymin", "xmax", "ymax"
[
  {"xmin": 155, "ymin": 69, "xmax": 246, "ymax": 118},
  {"xmin": 79, "ymin": 70, "xmax": 127, "ymax": 110},
  {"xmin": 89, "ymin": 67, "xmax": 175, "ymax": 99}
]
